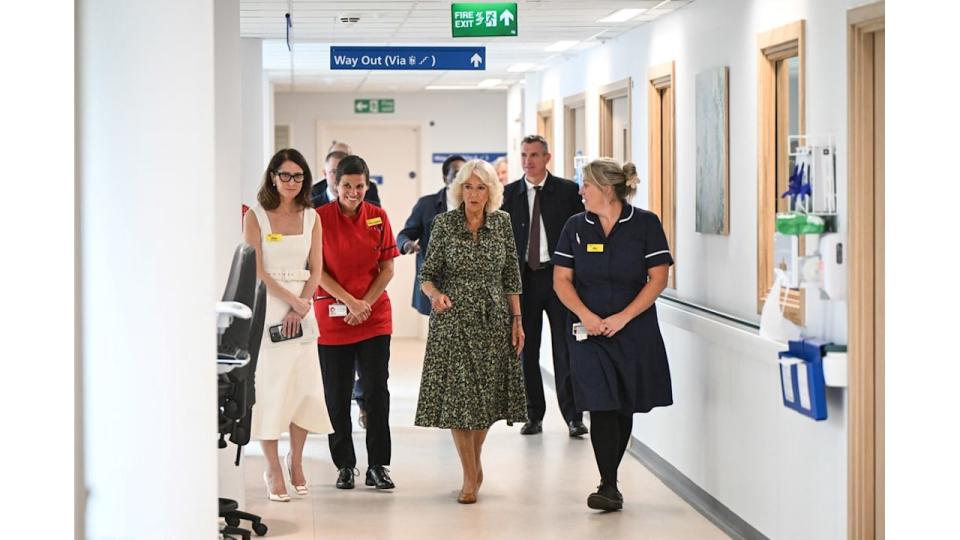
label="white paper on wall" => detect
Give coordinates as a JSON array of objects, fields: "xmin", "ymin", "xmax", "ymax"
[
  {"xmin": 797, "ymin": 362, "xmax": 811, "ymax": 409},
  {"xmin": 780, "ymin": 358, "xmax": 797, "ymax": 403}
]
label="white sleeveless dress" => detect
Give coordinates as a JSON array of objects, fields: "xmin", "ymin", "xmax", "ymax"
[{"xmin": 249, "ymin": 205, "xmax": 333, "ymax": 440}]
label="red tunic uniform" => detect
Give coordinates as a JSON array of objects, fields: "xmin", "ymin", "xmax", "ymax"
[{"xmin": 314, "ymin": 201, "xmax": 400, "ymax": 345}]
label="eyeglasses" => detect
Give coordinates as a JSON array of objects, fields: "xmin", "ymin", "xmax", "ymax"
[{"xmin": 274, "ymin": 171, "xmax": 305, "ymax": 183}]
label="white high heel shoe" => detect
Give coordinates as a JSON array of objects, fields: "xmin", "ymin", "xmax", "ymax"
[
  {"xmin": 263, "ymin": 471, "xmax": 290, "ymax": 502},
  {"xmin": 286, "ymin": 453, "xmax": 309, "ymax": 496}
]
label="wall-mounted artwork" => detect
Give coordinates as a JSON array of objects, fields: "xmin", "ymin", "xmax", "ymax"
[{"xmin": 695, "ymin": 66, "xmax": 730, "ymax": 235}]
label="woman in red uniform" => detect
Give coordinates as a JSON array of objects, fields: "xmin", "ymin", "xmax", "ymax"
[{"xmin": 314, "ymin": 155, "xmax": 400, "ymax": 490}]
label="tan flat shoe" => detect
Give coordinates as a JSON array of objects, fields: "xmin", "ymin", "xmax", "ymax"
[{"xmin": 457, "ymin": 490, "xmax": 477, "ymax": 504}]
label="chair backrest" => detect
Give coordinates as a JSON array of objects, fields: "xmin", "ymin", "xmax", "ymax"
[{"xmin": 220, "ymin": 244, "xmax": 257, "ymax": 357}]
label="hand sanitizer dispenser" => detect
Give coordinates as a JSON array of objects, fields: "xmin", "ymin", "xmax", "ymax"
[{"xmin": 819, "ymin": 233, "xmax": 846, "ymax": 300}]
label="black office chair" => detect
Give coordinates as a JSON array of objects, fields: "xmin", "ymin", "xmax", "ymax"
[{"xmin": 217, "ymin": 244, "xmax": 269, "ymax": 539}]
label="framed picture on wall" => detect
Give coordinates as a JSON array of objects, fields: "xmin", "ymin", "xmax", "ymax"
[{"xmin": 695, "ymin": 65, "xmax": 730, "ymax": 235}]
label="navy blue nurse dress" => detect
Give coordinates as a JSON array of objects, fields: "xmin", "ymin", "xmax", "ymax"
[{"xmin": 552, "ymin": 205, "xmax": 674, "ymax": 414}]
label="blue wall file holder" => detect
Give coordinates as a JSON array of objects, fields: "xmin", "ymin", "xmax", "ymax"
[{"xmin": 778, "ymin": 339, "xmax": 829, "ymax": 420}]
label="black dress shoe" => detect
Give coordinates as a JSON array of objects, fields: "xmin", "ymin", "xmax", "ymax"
[
  {"xmin": 587, "ymin": 484, "xmax": 623, "ymax": 511},
  {"xmin": 567, "ymin": 420, "xmax": 589, "ymax": 437},
  {"xmin": 365, "ymin": 466, "xmax": 395, "ymax": 489},
  {"xmin": 336, "ymin": 467, "xmax": 356, "ymax": 489},
  {"xmin": 520, "ymin": 420, "xmax": 543, "ymax": 435}
]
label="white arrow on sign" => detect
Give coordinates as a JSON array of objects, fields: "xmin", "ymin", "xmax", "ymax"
[
  {"xmin": 470, "ymin": 53, "xmax": 483, "ymax": 68},
  {"xmin": 500, "ymin": 9, "xmax": 515, "ymax": 26}
]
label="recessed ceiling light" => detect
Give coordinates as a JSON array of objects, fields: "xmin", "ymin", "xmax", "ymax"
[
  {"xmin": 545, "ymin": 40, "xmax": 578, "ymax": 52},
  {"xmin": 507, "ymin": 62, "xmax": 536, "ymax": 73},
  {"xmin": 425, "ymin": 85, "xmax": 484, "ymax": 90},
  {"xmin": 477, "ymin": 78, "xmax": 502, "ymax": 88},
  {"xmin": 597, "ymin": 8, "xmax": 647, "ymax": 23}
]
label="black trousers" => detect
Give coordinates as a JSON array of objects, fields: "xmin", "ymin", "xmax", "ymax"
[
  {"xmin": 520, "ymin": 265, "xmax": 581, "ymax": 423},
  {"xmin": 318, "ymin": 335, "xmax": 391, "ymax": 469},
  {"xmin": 589, "ymin": 411, "xmax": 633, "ymax": 487}
]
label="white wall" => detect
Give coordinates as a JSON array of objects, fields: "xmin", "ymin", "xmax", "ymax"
[
  {"xmin": 525, "ymin": 0, "xmax": 856, "ymax": 336},
  {"xmin": 274, "ymin": 91, "xmax": 508, "ymax": 198},
  {"xmin": 240, "ymin": 38, "xmax": 274, "ymax": 205},
  {"xmin": 506, "ymin": 82, "xmax": 526, "ymax": 180},
  {"xmin": 652, "ymin": 306, "xmax": 846, "ymax": 540},
  {"xmin": 524, "ymin": 0, "xmax": 859, "ymax": 537},
  {"xmin": 215, "ymin": 0, "xmax": 242, "ymax": 292},
  {"xmin": 78, "ymin": 1, "xmax": 218, "ymax": 537},
  {"xmin": 214, "ymin": 0, "xmax": 249, "ymax": 507}
]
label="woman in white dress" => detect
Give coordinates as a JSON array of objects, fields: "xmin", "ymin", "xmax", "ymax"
[{"xmin": 243, "ymin": 148, "xmax": 333, "ymax": 501}]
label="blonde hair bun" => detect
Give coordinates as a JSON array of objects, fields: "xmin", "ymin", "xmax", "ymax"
[{"xmin": 622, "ymin": 162, "xmax": 639, "ymax": 189}]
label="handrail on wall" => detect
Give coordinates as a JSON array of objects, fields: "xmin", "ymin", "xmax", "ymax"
[{"xmin": 657, "ymin": 294, "xmax": 761, "ymax": 331}]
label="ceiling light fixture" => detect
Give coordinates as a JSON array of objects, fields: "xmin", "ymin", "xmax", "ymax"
[
  {"xmin": 507, "ymin": 62, "xmax": 536, "ymax": 73},
  {"xmin": 477, "ymin": 78, "xmax": 503, "ymax": 88},
  {"xmin": 597, "ymin": 8, "xmax": 647, "ymax": 23},
  {"xmin": 545, "ymin": 40, "xmax": 578, "ymax": 52},
  {"xmin": 425, "ymin": 85, "xmax": 485, "ymax": 90}
]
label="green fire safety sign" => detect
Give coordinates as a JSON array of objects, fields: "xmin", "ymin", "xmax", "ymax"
[
  {"xmin": 354, "ymin": 99, "xmax": 395, "ymax": 114},
  {"xmin": 451, "ymin": 3, "xmax": 518, "ymax": 38}
]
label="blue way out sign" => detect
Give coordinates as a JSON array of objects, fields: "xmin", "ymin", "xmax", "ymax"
[{"xmin": 330, "ymin": 46, "xmax": 486, "ymax": 71}]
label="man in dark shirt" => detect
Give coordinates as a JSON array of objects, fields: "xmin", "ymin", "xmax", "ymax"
[
  {"xmin": 501, "ymin": 135, "xmax": 587, "ymax": 438},
  {"xmin": 396, "ymin": 155, "xmax": 466, "ymax": 315}
]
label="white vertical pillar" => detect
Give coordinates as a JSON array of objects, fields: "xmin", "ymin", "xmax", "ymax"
[
  {"xmin": 241, "ymin": 38, "xmax": 267, "ymax": 204},
  {"xmin": 78, "ymin": 1, "xmax": 217, "ymax": 538},
  {"xmin": 214, "ymin": 0, "xmax": 248, "ymax": 508},
  {"xmin": 215, "ymin": 0, "xmax": 243, "ymax": 290},
  {"xmin": 507, "ymin": 82, "xmax": 525, "ymax": 180}
]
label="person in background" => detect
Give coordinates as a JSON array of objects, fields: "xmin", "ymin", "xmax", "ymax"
[
  {"xmin": 552, "ymin": 158, "xmax": 673, "ymax": 512},
  {"xmin": 329, "ymin": 141, "xmax": 351, "ymax": 154},
  {"xmin": 414, "ymin": 160, "xmax": 527, "ymax": 504},
  {"xmin": 244, "ymin": 148, "xmax": 332, "ymax": 501},
  {"xmin": 312, "ymin": 149, "xmax": 381, "ymax": 207},
  {"xmin": 501, "ymin": 135, "xmax": 587, "ymax": 438},
  {"xmin": 314, "ymin": 155, "xmax": 400, "ymax": 491},
  {"xmin": 396, "ymin": 154, "xmax": 466, "ymax": 315},
  {"xmin": 493, "ymin": 156, "xmax": 509, "ymax": 185}
]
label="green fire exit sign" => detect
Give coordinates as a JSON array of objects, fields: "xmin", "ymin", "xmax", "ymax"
[
  {"xmin": 451, "ymin": 3, "xmax": 517, "ymax": 38},
  {"xmin": 354, "ymin": 99, "xmax": 395, "ymax": 114}
]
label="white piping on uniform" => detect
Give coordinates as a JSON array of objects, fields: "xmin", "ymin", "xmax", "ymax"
[
  {"xmin": 584, "ymin": 214, "xmax": 595, "ymax": 224},
  {"xmin": 575, "ymin": 233, "xmax": 581, "ymax": 244},
  {"xmin": 645, "ymin": 249, "xmax": 670, "ymax": 259},
  {"xmin": 555, "ymin": 251, "xmax": 574, "ymax": 259},
  {"xmin": 618, "ymin": 205, "xmax": 635, "ymax": 223}
]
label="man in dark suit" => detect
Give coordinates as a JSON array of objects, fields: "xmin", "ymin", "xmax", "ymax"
[
  {"xmin": 396, "ymin": 155, "xmax": 466, "ymax": 315},
  {"xmin": 502, "ymin": 135, "xmax": 587, "ymax": 438},
  {"xmin": 311, "ymin": 150, "xmax": 381, "ymax": 207}
]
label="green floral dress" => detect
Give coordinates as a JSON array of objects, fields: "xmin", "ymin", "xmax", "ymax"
[{"xmin": 414, "ymin": 206, "xmax": 528, "ymax": 430}]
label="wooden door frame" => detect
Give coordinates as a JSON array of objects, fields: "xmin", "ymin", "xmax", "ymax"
[
  {"xmin": 757, "ymin": 20, "xmax": 806, "ymax": 324},
  {"xmin": 598, "ymin": 77, "xmax": 632, "ymax": 160},
  {"xmin": 848, "ymin": 3, "xmax": 885, "ymax": 539},
  {"xmin": 537, "ymin": 99, "xmax": 555, "ymax": 157},
  {"xmin": 563, "ymin": 92, "xmax": 586, "ymax": 176},
  {"xmin": 648, "ymin": 62, "xmax": 676, "ymax": 289}
]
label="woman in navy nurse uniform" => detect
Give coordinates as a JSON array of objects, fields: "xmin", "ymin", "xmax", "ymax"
[{"xmin": 552, "ymin": 158, "xmax": 673, "ymax": 512}]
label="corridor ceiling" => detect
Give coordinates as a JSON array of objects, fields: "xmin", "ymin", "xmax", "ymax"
[{"xmin": 239, "ymin": 0, "xmax": 694, "ymax": 93}]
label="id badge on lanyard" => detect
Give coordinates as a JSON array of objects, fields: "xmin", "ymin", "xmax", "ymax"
[{"xmin": 328, "ymin": 302, "xmax": 348, "ymax": 318}]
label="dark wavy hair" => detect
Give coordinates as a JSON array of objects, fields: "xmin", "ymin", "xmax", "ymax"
[
  {"xmin": 257, "ymin": 148, "xmax": 313, "ymax": 210},
  {"xmin": 335, "ymin": 154, "xmax": 370, "ymax": 186}
]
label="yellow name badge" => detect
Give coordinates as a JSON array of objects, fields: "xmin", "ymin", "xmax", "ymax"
[
  {"xmin": 587, "ymin": 243, "xmax": 605, "ymax": 253},
  {"xmin": 366, "ymin": 217, "xmax": 383, "ymax": 227},
  {"xmin": 266, "ymin": 233, "xmax": 283, "ymax": 242}
]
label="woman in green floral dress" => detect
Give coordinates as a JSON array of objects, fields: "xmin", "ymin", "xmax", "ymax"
[{"xmin": 415, "ymin": 159, "xmax": 528, "ymax": 504}]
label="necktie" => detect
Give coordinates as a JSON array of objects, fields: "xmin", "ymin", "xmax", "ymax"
[{"xmin": 527, "ymin": 185, "xmax": 542, "ymax": 271}]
